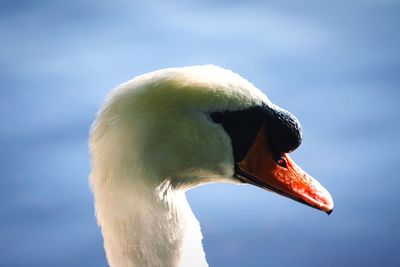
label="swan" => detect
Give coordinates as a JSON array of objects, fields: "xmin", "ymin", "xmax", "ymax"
[{"xmin": 89, "ymin": 65, "xmax": 333, "ymax": 267}]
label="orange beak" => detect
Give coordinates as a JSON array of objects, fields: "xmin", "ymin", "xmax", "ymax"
[{"xmin": 235, "ymin": 126, "xmax": 334, "ymax": 214}]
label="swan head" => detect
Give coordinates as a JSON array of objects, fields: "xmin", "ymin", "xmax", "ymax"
[{"xmin": 90, "ymin": 65, "xmax": 333, "ymax": 213}]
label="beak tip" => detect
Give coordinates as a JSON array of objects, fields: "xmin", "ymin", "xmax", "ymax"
[{"xmin": 325, "ymin": 208, "xmax": 333, "ymax": 215}]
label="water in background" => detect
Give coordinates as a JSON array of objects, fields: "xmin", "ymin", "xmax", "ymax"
[{"xmin": 1, "ymin": 1, "xmax": 399, "ymax": 266}]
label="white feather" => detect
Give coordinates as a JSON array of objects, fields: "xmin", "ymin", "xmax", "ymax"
[{"xmin": 89, "ymin": 65, "xmax": 271, "ymax": 267}]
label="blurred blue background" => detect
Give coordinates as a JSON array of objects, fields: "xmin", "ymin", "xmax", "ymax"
[{"xmin": 1, "ymin": 0, "xmax": 399, "ymax": 266}]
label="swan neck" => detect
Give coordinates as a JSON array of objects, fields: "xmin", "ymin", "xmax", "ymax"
[{"xmin": 94, "ymin": 177, "xmax": 208, "ymax": 267}]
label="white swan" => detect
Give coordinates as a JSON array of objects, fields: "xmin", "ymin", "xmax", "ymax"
[{"xmin": 89, "ymin": 65, "xmax": 333, "ymax": 267}]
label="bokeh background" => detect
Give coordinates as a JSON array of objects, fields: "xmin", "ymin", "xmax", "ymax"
[{"xmin": 1, "ymin": 0, "xmax": 399, "ymax": 266}]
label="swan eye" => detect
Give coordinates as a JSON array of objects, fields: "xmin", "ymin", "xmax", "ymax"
[{"xmin": 276, "ymin": 157, "xmax": 287, "ymax": 168}]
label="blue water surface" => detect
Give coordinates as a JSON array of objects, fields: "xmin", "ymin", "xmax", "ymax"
[{"xmin": 1, "ymin": 1, "xmax": 399, "ymax": 266}]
